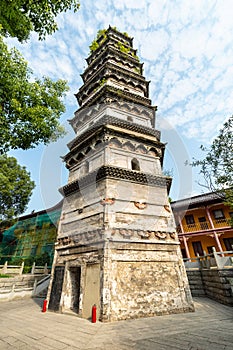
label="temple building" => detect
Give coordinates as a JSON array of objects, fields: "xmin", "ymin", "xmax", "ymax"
[
  {"xmin": 172, "ymin": 192, "xmax": 233, "ymax": 259},
  {"xmin": 47, "ymin": 26, "xmax": 194, "ymax": 321}
]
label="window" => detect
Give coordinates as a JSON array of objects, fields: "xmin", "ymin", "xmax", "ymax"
[
  {"xmin": 185, "ymin": 214, "xmax": 195, "ymax": 225},
  {"xmin": 212, "ymin": 209, "xmax": 225, "ymax": 219},
  {"xmin": 127, "ymin": 116, "xmax": 133, "ymax": 122},
  {"xmin": 192, "ymin": 241, "xmax": 204, "ymax": 256},
  {"xmin": 131, "ymin": 158, "xmax": 140, "ymax": 171},
  {"xmin": 198, "ymin": 217, "xmax": 209, "ymax": 230},
  {"xmin": 223, "ymin": 237, "xmax": 233, "ymax": 251}
]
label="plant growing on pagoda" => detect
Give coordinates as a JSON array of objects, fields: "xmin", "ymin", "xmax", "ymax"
[
  {"xmin": 99, "ymin": 78, "xmax": 107, "ymax": 87},
  {"xmin": 89, "ymin": 29, "xmax": 108, "ymax": 53},
  {"xmin": 117, "ymin": 42, "xmax": 130, "ymax": 54}
]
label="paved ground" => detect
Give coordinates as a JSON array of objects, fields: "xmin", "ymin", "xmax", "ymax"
[{"xmin": 0, "ymin": 297, "xmax": 232, "ymax": 350}]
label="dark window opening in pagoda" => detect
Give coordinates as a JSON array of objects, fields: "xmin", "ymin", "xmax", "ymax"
[
  {"xmin": 77, "ymin": 153, "xmax": 85, "ymax": 162},
  {"xmin": 131, "ymin": 158, "xmax": 140, "ymax": 171},
  {"xmin": 127, "ymin": 116, "xmax": 133, "ymax": 122}
]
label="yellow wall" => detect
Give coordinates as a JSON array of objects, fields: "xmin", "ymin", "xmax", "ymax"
[{"xmin": 178, "ymin": 202, "xmax": 233, "ymax": 258}]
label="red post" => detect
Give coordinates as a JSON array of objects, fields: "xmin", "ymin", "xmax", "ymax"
[
  {"xmin": 92, "ymin": 304, "xmax": 97, "ymax": 323},
  {"xmin": 42, "ymin": 299, "xmax": 47, "ymax": 313}
]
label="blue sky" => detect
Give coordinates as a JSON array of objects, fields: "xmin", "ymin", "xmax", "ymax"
[{"xmin": 7, "ymin": 0, "xmax": 233, "ymax": 213}]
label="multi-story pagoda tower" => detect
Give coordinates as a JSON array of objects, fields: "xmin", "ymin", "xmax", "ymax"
[{"xmin": 47, "ymin": 26, "xmax": 194, "ymax": 321}]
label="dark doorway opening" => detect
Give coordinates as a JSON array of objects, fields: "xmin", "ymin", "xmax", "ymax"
[
  {"xmin": 70, "ymin": 266, "xmax": 81, "ymax": 313},
  {"xmin": 48, "ymin": 265, "xmax": 65, "ymax": 311}
]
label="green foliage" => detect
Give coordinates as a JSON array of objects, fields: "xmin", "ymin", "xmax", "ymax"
[
  {"xmin": 0, "ymin": 155, "xmax": 35, "ymax": 221},
  {"xmin": 0, "ymin": 274, "xmax": 11, "ymax": 278},
  {"xmin": 117, "ymin": 42, "xmax": 130, "ymax": 54},
  {"xmin": 99, "ymin": 78, "xmax": 106, "ymax": 87},
  {"xmin": 192, "ymin": 115, "xmax": 233, "ymax": 225},
  {"xmin": 0, "ymin": 36, "xmax": 68, "ymax": 154},
  {"xmin": 134, "ymin": 67, "xmax": 141, "ymax": 74},
  {"xmin": 0, "ymin": 0, "xmax": 80, "ymax": 42},
  {"xmin": 89, "ymin": 40, "xmax": 99, "ymax": 53},
  {"xmin": 96, "ymin": 29, "xmax": 107, "ymax": 40},
  {"xmin": 89, "ymin": 29, "xmax": 107, "ymax": 53}
]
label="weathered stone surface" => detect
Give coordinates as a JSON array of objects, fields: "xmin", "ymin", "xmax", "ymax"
[{"xmin": 48, "ymin": 27, "xmax": 194, "ymax": 321}]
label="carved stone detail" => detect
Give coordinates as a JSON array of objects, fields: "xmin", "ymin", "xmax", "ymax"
[
  {"xmin": 100, "ymin": 198, "xmax": 115, "ymax": 205},
  {"xmin": 134, "ymin": 201, "xmax": 147, "ymax": 210}
]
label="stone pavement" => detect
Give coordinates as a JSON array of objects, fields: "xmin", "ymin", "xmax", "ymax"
[{"xmin": 0, "ymin": 297, "xmax": 232, "ymax": 350}]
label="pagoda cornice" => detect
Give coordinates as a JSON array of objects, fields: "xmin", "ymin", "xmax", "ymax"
[
  {"xmin": 86, "ymin": 37, "xmax": 138, "ymax": 66},
  {"xmin": 70, "ymin": 101, "xmax": 156, "ymax": 131},
  {"xmin": 64, "ymin": 125, "xmax": 164, "ymax": 167},
  {"xmin": 77, "ymin": 63, "xmax": 149, "ymax": 105},
  {"xmin": 67, "ymin": 115, "xmax": 161, "ymax": 151},
  {"xmin": 61, "ymin": 165, "xmax": 172, "ymax": 197},
  {"xmin": 80, "ymin": 61, "xmax": 147, "ymax": 93},
  {"xmin": 77, "ymin": 84, "xmax": 151, "ymax": 109},
  {"xmin": 82, "ymin": 46, "xmax": 143, "ymax": 83}
]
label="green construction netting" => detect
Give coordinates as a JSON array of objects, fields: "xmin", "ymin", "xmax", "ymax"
[{"xmin": 0, "ymin": 209, "xmax": 61, "ymax": 264}]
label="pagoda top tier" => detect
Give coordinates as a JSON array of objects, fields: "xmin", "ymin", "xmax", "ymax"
[{"xmin": 75, "ymin": 26, "xmax": 154, "ymax": 110}]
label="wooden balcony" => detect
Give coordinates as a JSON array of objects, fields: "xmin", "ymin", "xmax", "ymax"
[{"xmin": 177, "ymin": 218, "xmax": 230, "ymax": 234}]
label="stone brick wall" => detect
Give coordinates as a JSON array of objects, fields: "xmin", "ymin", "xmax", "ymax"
[
  {"xmin": 186, "ymin": 269, "xmax": 233, "ymax": 306},
  {"xmin": 186, "ymin": 270, "xmax": 205, "ymax": 296}
]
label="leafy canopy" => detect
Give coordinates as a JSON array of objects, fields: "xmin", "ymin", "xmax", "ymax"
[
  {"xmin": 193, "ymin": 115, "xmax": 233, "ymax": 224},
  {"xmin": 0, "ymin": 0, "xmax": 80, "ymax": 42},
  {"xmin": 0, "ymin": 35, "xmax": 68, "ymax": 154},
  {"xmin": 0, "ymin": 155, "xmax": 35, "ymax": 221}
]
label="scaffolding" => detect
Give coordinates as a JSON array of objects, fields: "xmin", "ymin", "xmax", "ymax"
[{"xmin": 0, "ymin": 207, "xmax": 61, "ymax": 265}]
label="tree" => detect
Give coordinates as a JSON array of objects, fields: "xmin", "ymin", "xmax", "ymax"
[
  {"xmin": 0, "ymin": 155, "xmax": 35, "ymax": 221},
  {"xmin": 0, "ymin": 35, "xmax": 68, "ymax": 154},
  {"xmin": 193, "ymin": 115, "xmax": 233, "ymax": 224},
  {"xmin": 0, "ymin": 0, "xmax": 80, "ymax": 42},
  {"xmin": 0, "ymin": 1, "xmax": 79, "ymax": 220}
]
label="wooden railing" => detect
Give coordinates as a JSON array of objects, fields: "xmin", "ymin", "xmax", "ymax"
[{"xmin": 178, "ymin": 219, "xmax": 230, "ymax": 233}]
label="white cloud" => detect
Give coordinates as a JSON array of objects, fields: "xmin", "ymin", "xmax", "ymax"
[{"xmin": 6, "ymin": 0, "xmax": 233, "ymax": 209}]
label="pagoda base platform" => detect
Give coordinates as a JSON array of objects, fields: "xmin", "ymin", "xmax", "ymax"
[{"xmin": 48, "ymin": 238, "xmax": 194, "ymax": 322}]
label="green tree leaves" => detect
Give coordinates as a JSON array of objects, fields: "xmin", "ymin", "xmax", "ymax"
[
  {"xmin": 0, "ymin": 0, "xmax": 80, "ymax": 220},
  {"xmin": 193, "ymin": 115, "xmax": 233, "ymax": 224},
  {"xmin": 0, "ymin": 36, "xmax": 68, "ymax": 154},
  {"xmin": 0, "ymin": 155, "xmax": 35, "ymax": 220},
  {"xmin": 0, "ymin": 0, "xmax": 80, "ymax": 42}
]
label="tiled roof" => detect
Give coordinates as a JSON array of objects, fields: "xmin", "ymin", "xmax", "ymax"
[{"xmin": 171, "ymin": 191, "xmax": 224, "ymax": 209}]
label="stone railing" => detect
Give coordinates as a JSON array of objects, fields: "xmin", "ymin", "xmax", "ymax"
[
  {"xmin": 0, "ymin": 261, "xmax": 49, "ymax": 276},
  {"xmin": 183, "ymin": 248, "xmax": 233, "ymax": 270},
  {"xmin": 0, "ymin": 274, "xmax": 48, "ymax": 301}
]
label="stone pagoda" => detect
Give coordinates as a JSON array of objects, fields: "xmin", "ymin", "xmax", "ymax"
[{"xmin": 47, "ymin": 26, "xmax": 194, "ymax": 321}]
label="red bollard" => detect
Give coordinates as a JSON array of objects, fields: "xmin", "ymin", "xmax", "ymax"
[
  {"xmin": 92, "ymin": 304, "xmax": 97, "ymax": 323},
  {"xmin": 42, "ymin": 299, "xmax": 47, "ymax": 313}
]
